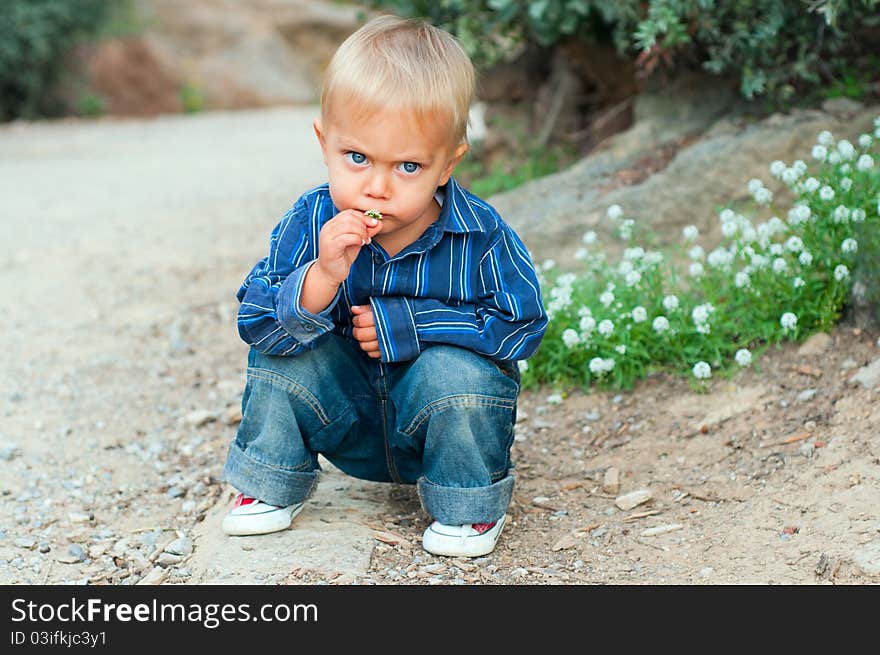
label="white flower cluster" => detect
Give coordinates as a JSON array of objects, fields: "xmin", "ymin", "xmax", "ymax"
[
  {"xmin": 747, "ymin": 178, "xmax": 773, "ymax": 206},
  {"xmin": 589, "ymin": 357, "xmax": 615, "ymax": 376},
  {"xmin": 735, "ymin": 349, "xmax": 752, "ymax": 366},
  {"xmin": 780, "ymin": 312, "xmax": 798, "ymax": 332},
  {"xmin": 691, "ymin": 302, "xmax": 715, "ymax": 335},
  {"xmin": 652, "ymin": 316, "xmax": 670, "ymax": 333},
  {"xmin": 692, "ymin": 361, "xmax": 711, "ymax": 379},
  {"xmin": 546, "ymin": 272, "xmax": 576, "ymax": 318},
  {"xmin": 561, "ymin": 328, "xmax": 580, "ymax": 349}
]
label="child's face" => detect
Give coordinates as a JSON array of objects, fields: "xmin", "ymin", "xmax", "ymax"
[{"xmin": 314, "ymin": 105, "xmax": 467, "ymax": 246}]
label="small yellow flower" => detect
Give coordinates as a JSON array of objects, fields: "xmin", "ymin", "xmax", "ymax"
[{"xmin": 365, "ymin": 209, "xmax": 383, "ymax": 220}]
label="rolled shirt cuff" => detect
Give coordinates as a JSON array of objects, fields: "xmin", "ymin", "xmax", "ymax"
[
  {"xmin": 370, "ymin": 295, "xmax": 420, "ymax": 363},
  {"xmin": 276, "ymin": 260, "xmax": 339, "ymax": 345}
]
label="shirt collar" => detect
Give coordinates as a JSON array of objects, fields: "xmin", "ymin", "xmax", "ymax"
[{"xmin": 433, "ymin": 177, "xmax": 489, "ymax": 234}]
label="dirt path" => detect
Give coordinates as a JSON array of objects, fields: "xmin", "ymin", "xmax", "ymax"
[{"xmin": 1, "ymin": 109, "xmax": 879, "ymax": 585}]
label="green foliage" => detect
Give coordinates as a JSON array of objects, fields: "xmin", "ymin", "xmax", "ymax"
[
  {"xmin": 0, "ymin": 0, "xmax": 113, "ymax": 120},
  {"xmin": 76, "ymin": 91, "xmax": 106, "ymax": 117},
  {"xmin": 365, "ymin": 0, "xmax": 880, "ymax": 102},
  {"xmin": 456, "ymin": 119, "xmax": 577, "ymax": 198},
  {"xmin": 180, "ymin": 81, "xmax": 206, "ymax": 114},
  {"xmin": 519, "ymin": 118, "xmax": 880, "ymax": 395}
]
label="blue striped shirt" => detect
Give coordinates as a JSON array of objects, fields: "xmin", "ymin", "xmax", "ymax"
[{"xmin": 236, "ymin": 177, "xmax": 548, "ymax": 363}]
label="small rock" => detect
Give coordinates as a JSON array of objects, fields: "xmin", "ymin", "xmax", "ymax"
[
  {"xmin": 185, "ymin": 410, "xmax": 216, "ymax": 427},
  {"xmin": 840, "ymin": 358, "xmax": 858, "ymax": 370},
  {"xmin": 88, "ymin": 544, "xmax": 108, "ymax": 559},
  {"xmin": 156, "ymin": 553, "xmax": 184, "ymax": 567},
  {"xmin": 38, "ymin": 541, "xmax": 51, "ymax": 554},
  {"xmin": 56, "ymin": 544, "xmax": 86, "ymax": 564},
  {"xmin": 68, "ymin": 544, "xmax": 86, "ymax": 561},
  {"xmin": 797, "ymin": 333, "xmax": 832, "ymax": 356},
  {"xmin": 849, "ymin": 358, "xmax": 880, "ymax": 390},
  {"xmin": 136, "ymin": 566, "xmax": 168, "ymax": 585},
  {"xmin": 68, "ymin": 511, "xmax": 93, "ymax": 523},
  {"xmin": 222, "ymin": 406, "xmax": 242, "ymax": 426},
  {"xmin": 551, "ymin": 534, "xmax": 577, "ymax": 551},
  {"xmin": 821, "ymin": 96, "xmax": 863, "ymax": 116},
  {"xmin": 0, "ymin": 442, "xmax": 21, "ymax": 461},
  {"xmin": 602, "ymin": 467, "xmax": 620, "ymax": 495},
  {"xmin": 796, "ymin": 389, "xmax": 817, "ymax": 403},
  {"xmin": 852, "ymin": 541, "xmax": 880, "ymax": 575},
  {"xmin": 615, "ymin": 488, "xmax": 652, "ymax": 511},
  {"xmin": 699, "ymin": 566, "xmax": 714, "ymax": 577},
  {"xmin": 584, "ymin": 410, "xmax": 601, "ymax": 422},
  {"xmin": 164, "ymin": 537, "xmax": 193, "ymax": 557},
  {"xmin": 166, "ymin": 486, "xmax": 186, "ymax": 498},
  {"xmin": 14, "ymin": 536, "xmax": 37, "ymax": 550}
]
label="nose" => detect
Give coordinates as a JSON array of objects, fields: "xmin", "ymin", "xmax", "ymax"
[{"xmin": 365, "ymin": 168, "xmax": 391, "ymax": 200}]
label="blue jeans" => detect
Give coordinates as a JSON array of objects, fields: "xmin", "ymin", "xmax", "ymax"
[{"xmin": 222, "ymin": 333, "xmax": 520, "ymax": 525}]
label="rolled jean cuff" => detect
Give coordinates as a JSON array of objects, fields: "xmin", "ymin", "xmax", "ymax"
[
  {"xmin": 417, "ymin": 472, "xmax": 515, "ymax": 525},
  {"xmin": 222, "ymin": 442, "xmax": 319, "ymax": 507}
]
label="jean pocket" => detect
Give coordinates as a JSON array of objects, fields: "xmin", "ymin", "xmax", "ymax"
[{"xmin": 491, "ymin": 359, "xmax": 521, "ymax": 386}]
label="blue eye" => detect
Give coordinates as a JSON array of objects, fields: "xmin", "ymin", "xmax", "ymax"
[
  {"xmin": 345, "ymin": 152, "xmax": 367, "ymax": 165},
  {"xmin": 399, "ymin": 161, "xmax": 420, "ymax": 174}
]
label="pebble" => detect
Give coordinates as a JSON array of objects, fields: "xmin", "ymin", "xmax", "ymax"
[
  {"xmin": 798, "ymin": 333, "xmax": 832, "ymax": 355},
  {"xmin": 38, "ymin": 541, "xmax": 50, "ymax": 554},
  {"xmin": 68, "ymin": 544, "xmax": 86, "ymax": 561},
  {"xmin": 584, "ymin": 410, "xmax": 601, "ymax": 422},
  {"xmin": 602, "ymin": 467, "xmax": 620, "ymax": 495},
  {"xmin": 849, "ymin": 358, "xmax": 880, "ymax": 389},
  {"xmin": 136, "ymin": 566, "xmax": 168, "ymax": 585},
  {"xmin": 552, "ymin": 534, "xmax": 577, "ymax": 551},
  {"xmin": 156, "ymin": 553, "xmax": 184, "ymax": 567},
  {"xmin": 799, "ymin": 442, "xmax": 815, "ymax": 458},
  {"xmin": 164, "ymin": 537, "xmax": 193, "ymax": 557},
  {"xmin": 615, "ymin": 488, "xmax": 652, "ymax": 511},
  {"xmin": 184, "ymin": 410, "xmax": 215, "ymax": 427},
  {"xmin": 68, "ymin": 511, "xmax": 93, "ymax": 523},
  {"xmin": 796, "ymin": 389, "xmax": 817, "ymax": 403},
  {"xmin": 14, "ymin": 536, "xmax": 37, "ymax": 549},
  {"xmin": 699, "ymin": 566, "xmax": 714, "ymax": 577},
  {"xmin": 0, "ymin": 442, "xmax": 20, "ymax": 461},
  {"xmin": 222, "ymin": 406, "xmax": 243, "ymax": 425}
]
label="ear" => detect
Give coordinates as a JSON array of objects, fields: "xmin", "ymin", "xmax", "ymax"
[
  {"xmin": 439, "ymin": 142, "xmax": 469, "ymax": 185},
  {"xmin": 313, "ymin": 118, "xmax": 328, "ymax": 165}
]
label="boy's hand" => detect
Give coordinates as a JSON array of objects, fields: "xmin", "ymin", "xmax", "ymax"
[
  {"xmin": 314, "ymin": 210, "xmax": 383, "ymax": 285},
  {"xmin": 351, "ymin": 304, "xmax": 381, "ymax": 358}
]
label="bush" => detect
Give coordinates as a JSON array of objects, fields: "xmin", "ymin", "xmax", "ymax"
[
  {"xmin": 519, "ymin": 117, "xmax": 880, "ymax": 395},
  {"xmin": 366, "ymin": 0, "xmax": 880, "ymax": 102},
  {"xmin": 0, "ymin": 0, "xmax": 110, "ymax": 121}
]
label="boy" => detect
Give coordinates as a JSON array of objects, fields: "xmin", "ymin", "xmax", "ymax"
[{"xmin": 221, "ymin": 15, "xmax": 548, "ymax": 558}]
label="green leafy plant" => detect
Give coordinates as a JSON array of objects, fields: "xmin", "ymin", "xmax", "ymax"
[
  {"xmin": 76, "ymin": 91, "xmax": 106, "ymax": 117},
  {"xmin": 0, "ymin": 0, "xmax": 111, "ymax": 120},
  {"xmin": 180, "ymin": 80, "xmax": 205, "ymax": 114},
  {"xmin": 365, "ymin": 0, "xmax": 880, "ymax": 102},
  {"xmin": 519, "ymin": 117, "xmax": 880, "ymax": 397}
]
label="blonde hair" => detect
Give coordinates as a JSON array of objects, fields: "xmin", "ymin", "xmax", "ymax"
[{"xmin": 320, "ymin": 15, "xmax": 476, "ymax": 146}]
